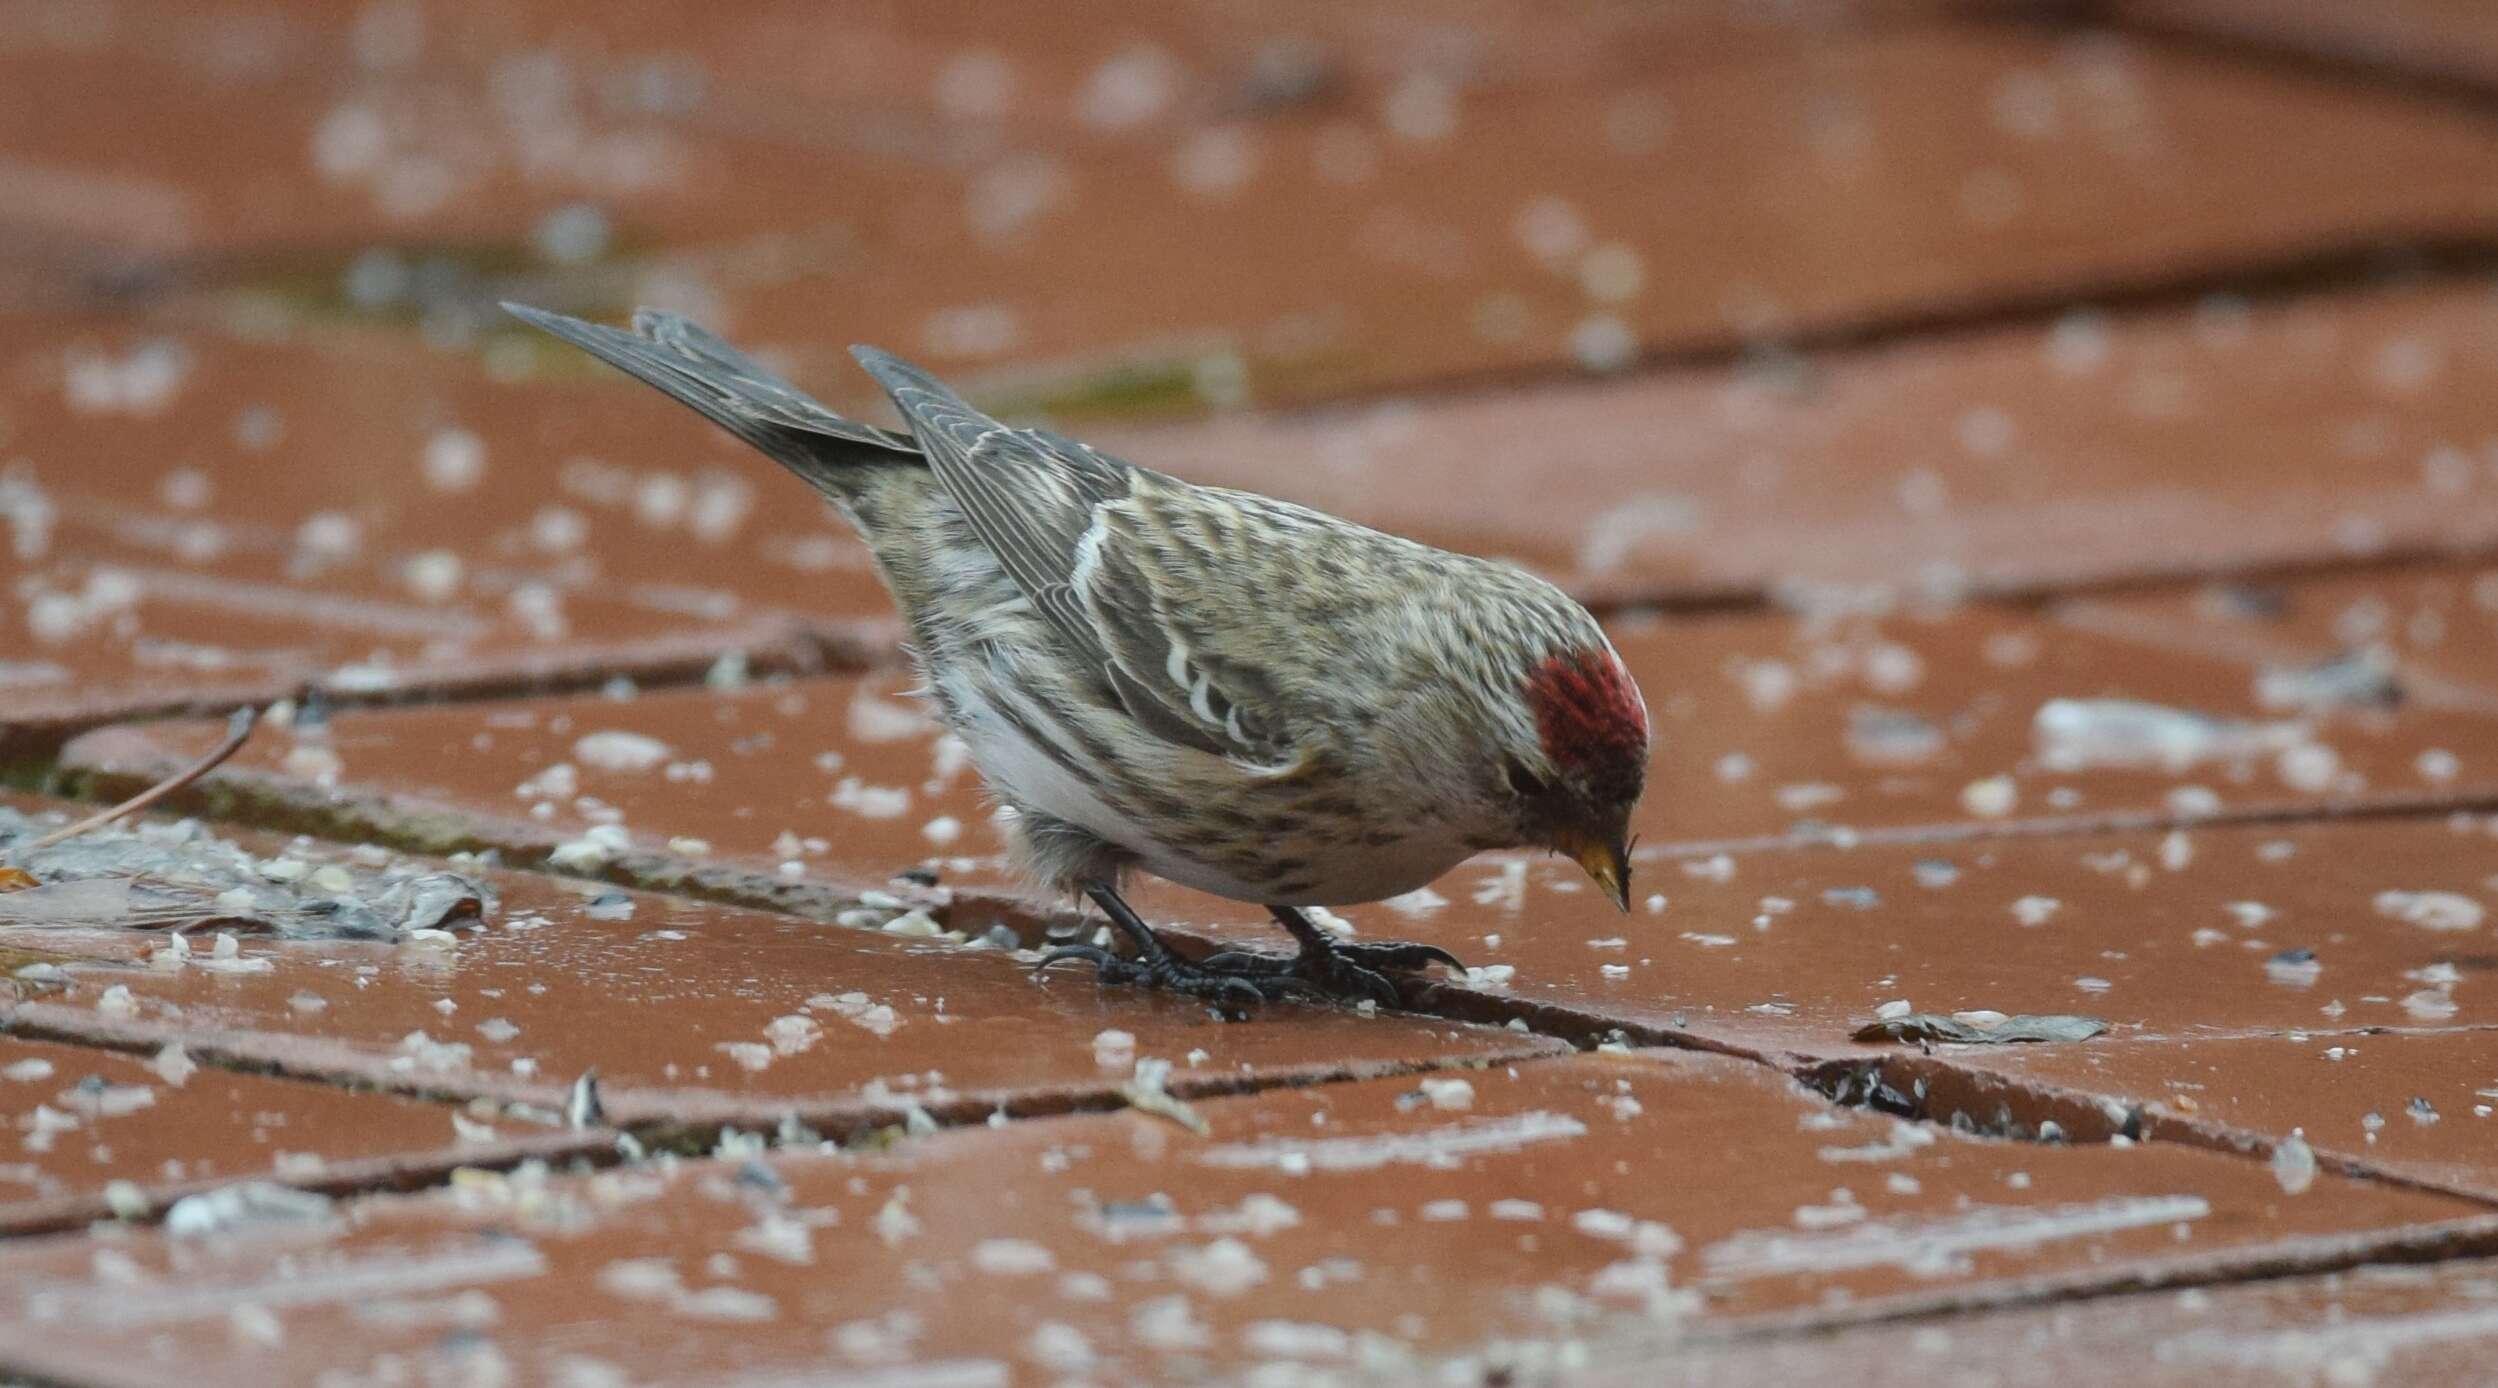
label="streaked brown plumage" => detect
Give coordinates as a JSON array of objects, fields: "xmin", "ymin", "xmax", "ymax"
[{"xmin": 507, "ymin": 303, "xmax": 1649, "ymax": 1007}]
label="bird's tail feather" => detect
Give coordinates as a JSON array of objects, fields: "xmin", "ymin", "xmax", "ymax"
[{"xmin": 500, "ymin": 302, "xmax": 922, "ymax": 498}]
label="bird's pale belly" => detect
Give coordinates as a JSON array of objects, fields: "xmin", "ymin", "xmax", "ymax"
[
  {"xmin": 945, "ymin": 671, "xmax": 1474, "ymax": 906},
  {"xmin": 1135, "ymin": 832, "xmax": 1472, "ymax": 907}
]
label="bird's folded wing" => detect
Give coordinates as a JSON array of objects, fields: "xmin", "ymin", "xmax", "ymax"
[
  {"xmin": 1075, "ymin": 492, "xmax": 1307, "ymax": 772},
  {"xmin": 850, "ymin": 347, "xmax": 1305, "ymax": 769}
]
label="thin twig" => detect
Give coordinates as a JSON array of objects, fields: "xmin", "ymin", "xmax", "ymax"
[{"xmin": 16, "ymin": 705, "xmax": 258, "ymax": 857}]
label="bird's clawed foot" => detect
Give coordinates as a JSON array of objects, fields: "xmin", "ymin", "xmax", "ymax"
[
  {"xmin": 1032, "ymin": 889, "xmax": 1464, "ymax": 1014},
  {"xmin": 1035, "ymin": 940, "xmax": 1309, "ymax": 1007},
  {"xmin": 1202, "ymin": 933, "xmax": 1465, "ymax": 1011}
]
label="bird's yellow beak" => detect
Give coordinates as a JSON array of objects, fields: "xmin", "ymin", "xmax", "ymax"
[{"xmin": 1560, "ymin": 829, "xmax": 1632, "ymax": 912}]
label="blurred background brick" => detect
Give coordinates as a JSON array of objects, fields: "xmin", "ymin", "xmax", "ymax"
[{"xmin": 8, "ymin": 1, "xmax": 2498, "ymax": 1383}]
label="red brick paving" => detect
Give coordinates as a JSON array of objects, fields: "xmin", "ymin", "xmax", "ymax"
[
  {"xmin": 12, "ymin": 3, "xmax": 2498, "ymax": 1384},
  {"xmin": 1153, "ymin": 813, "xmax": 2498, "ymax": 1072},
  {"xmin": 51, "ymin": 680, "xmax": 2498, "ymax": 1226},
  {"xmin": 0, "ymin": 308, "xmax": 889, "ymax": 756},
  {"xmin": 0, "ymin": 310, "xmax": 892, "ymax": 639},
  {"xmin": 0, "ymin": 797, "xmax": 1553, "ymax": 1135},
  {"xmin": 701, "ymin": 26, "xmax": 2498, "ymax": 407},
  {"xmin": 0, "ymin": 1051, "xmax": 2486, "ymax": 1387},
  {"xmin": 57, "ymin": 672, "xmax": 994, "ymax": 912},
  {"xmin": 1094, "ymin": 281, "xmax": 2498, "ymax": 601},
  {"xmin": 0, "ymin": 25, "xmax": 916, "ymax": 259},
  {"xmin": 0, "ymin": 1032, "xmax": 605, "ymax": 1237},
  {"xmin": 161, "ymin": 0, "xmax": 1951, "ymax": 145},
  {"xmin": 25, "ymin": 20, "xmax": 2498, "ymax": 411},
  {"xmin": 1577, "ymin": 1254, "xmax": 2498, "ymax": 1385},
  {"xmin": 2118, "ymin": 0, "xmax": 2498, "ymax": 89},
  {"xmin": 0, "ymin": 516, "xmax": 821, "ymax": 761},
  {"xmin": 1608, "ymin": 602, "xmax": 2498, "ymax": 849},
  {"xmin": 61, "ymin": 598, "xmax": 2498, "ymax": 890},
  {"xmin": 1947, "ymin": 1030, "xmax": 2498, "ymax": 1202},
  {"xmin": 2058, "ymin": 563, "xmax": 2498, "ymax": 715}
]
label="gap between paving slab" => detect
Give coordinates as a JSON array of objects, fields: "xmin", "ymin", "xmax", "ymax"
[
  {"xmin": 1084, "ymin": 271, "xmax": 2498, "ymax": 612},
  {"xmin": 1578, "ymin": 1251, "xmax": 2498, "ymax": 1388},
  {"xmin": 38, "ymin": 675, "xmax": 2498, "ymax": 1206},
  {"xmin": 55, "ymin": 588, "xmax": 2498, "ymax": 903},
  {"xmin": 0, "ymin": 936, "xmax": 1566, "ymax": 1270},
  {"xmin": 46, "ymin": 673, "xmax": 2498, "ymax": 1026},
  {"xmin": 0, "ymin": 793, "xmax": 1562, "ymax": 1151},
  {"xmin": 1446, "ymin": 1009, "xmax": 2498, "ymax": 1226},
  {"xmin": 3, "ymin": 1045, "xmax": 2496, "ymax": 1388},
  {"xmin": 0, "ymin": 992, "xmax": 1560, "ymax": 1162},
  {"xmin": 0, "ymin": 303, "xmax": 913, "ymax": 766},
  {"xmin": 31, "ymin": 595, "xmax": 2498, "ymax": 1276},
  {"xmin": 9, "ymin": 792, "xmax": 2498, "ymax": 1375},
  {"xmin": 1794, "ymin": 1035, "xmax": 2498, "ymax": 1202},
  {"xmin": 0, "ymin": 634, "xmax": 850, "ymax": 774},
  {"xmin": 1154, "ymin": 810, "xmax": 2498, "ymax": 1222},
  {"xmin": 0, "ymin": 1031, "xmax": 613, "ymax": 1240},
  {"xmin": 56, "ymin": 719, "xmax": 2480, "ymax": 1068},
  {"xmin": 28, "ymin": 13, "xmax": 2498, "ymax": 422},
  {"xmin": 2107, "ymin": 2, "xmax": 2498, "ymax": 111},
  {"xmin": 1856, "ymin": 1025, "xmax": 2498, "ymax": 1201},
  {"xmin": 13, "ymin": 784, "xmax": 2495, "ymax": 1271},
  {"xmin": 1674, "ymin": 1217, "xmax": 2498, "ymax": 1347},
  {"xmin": 44, "ymin": 719, "xmax": 1042, "ymax": 941},
  {"xmin": 1150, "ymin": 237, "xmax": 2498, "ymax": 439},
  {"xmin": 2051, "ymin": 561, "xmax": 2498, "ymax": 716},
  {"xmin": 709, "ymin": 21, "xmax": 2498, "ymax": 415}
]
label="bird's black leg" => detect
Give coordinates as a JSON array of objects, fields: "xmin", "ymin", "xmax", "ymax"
[
  {"xmin": 1198, "ymin": 906, "xmax": 1467, "ymax": 1009},
  {"xmin": 1033, "ymin": 883, "xmax": 1312, "ymax": 1007}
]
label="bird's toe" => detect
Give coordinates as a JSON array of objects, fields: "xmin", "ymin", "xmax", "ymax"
[
  {"xmin": 1032, "ymin": 943, "xmax": 1141, "ymax": 984},
  {"xmin": 1335, "ymin": 940, "xmax": 1466, "ymax": 974},
  {"xmin": 1178, "ymin": 969, "xmax": 1278, "ymax": 1008},
  {"xmin": 1332, "ymin": 961, "xmax": 1404, "ymax": 1010},
  {"xmin": 1033, "ymin": 941, "xmax": 1313, "ymax": 1012},
  {"xmin": 1198, "ymin": 947, "xmax": 1292, "ymax": 975},
  {"xmin": 1030, "ymin": 920, "xmax": 1436, "ymax": 1016}
]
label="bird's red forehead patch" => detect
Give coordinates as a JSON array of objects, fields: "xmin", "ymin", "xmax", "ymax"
[{"xmin": 1525, "ymin": 647, "xmax": 1650, "ymax": 776}]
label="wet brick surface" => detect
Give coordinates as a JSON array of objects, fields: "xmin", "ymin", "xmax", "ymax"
[
  {"xmin": 1574, "ymin": 1254, "xmax": 2498, "ymax": 1386},
  {"xmin": 0, "ymin": 1032, "xmax": 603, "ymax": 1237},
  {"xmin": 2119, "ymin": 0, "xmax": 2498, "ymax": 89},
  {"xmin": 0, "ymin": 308, "xmax": 900, "ymax": 756},
  {"xmin": 0, "ymin": 796, "xmax": 1554, "ymax": 1135},
  {"xmin": 58, "ymin": 601, "xmax": 2498, "ymax": 891},
  {"xmin": 1926, "ymin": 1029, "xmax": 2498, "ymax": 1203},
  {"xmin": 1093, "ymin": 282, "xmax": 2498, "ymax": 602},
  {"xmin": 12, "ymin": 3, "xmax": 2498, "ymax": 1383},
  {"xmin": 0, "ymin": 1051, "xmax": 2485, "ymax": 1386}
]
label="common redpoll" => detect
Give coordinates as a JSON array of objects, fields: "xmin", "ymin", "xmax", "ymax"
[{"xmin": 506, "ymin": 304, "xmax": 1649, "ymax": 1007}]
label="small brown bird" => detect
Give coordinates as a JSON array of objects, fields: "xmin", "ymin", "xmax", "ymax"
[{"xmin": 507, "ymin": 304, "xmax": 1649, "ymax": 1007}]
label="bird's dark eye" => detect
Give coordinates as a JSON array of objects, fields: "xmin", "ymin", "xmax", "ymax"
[{"xmin": 1504, "ymin": 757, "xmax": 1548, "ymax": 799}]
